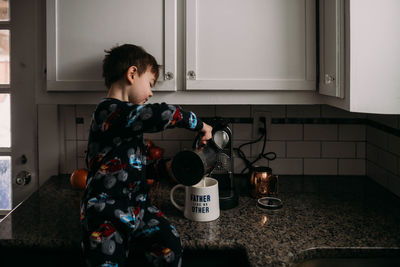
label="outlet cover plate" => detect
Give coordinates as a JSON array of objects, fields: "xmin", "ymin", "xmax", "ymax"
[{"xmin": 253, "ymin": 111, "xmax": 272, "ymax": 139}]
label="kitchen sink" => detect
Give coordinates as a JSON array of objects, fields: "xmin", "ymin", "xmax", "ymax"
[
  {"xmin": 294, "ymin": 257, "xmax": 400, "ymax": 267},
  {"xmin": 293, "ymin": 248, "xmax": 400, "ymax": 267},
  {"xmin": 0, "ymin": 246, "xmax": 250, "ymax": 267}
]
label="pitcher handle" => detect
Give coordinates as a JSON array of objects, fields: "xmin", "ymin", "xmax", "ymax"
[{"xmin": 170, "ymin": 184, "xmax": 185, "ymax": 211}]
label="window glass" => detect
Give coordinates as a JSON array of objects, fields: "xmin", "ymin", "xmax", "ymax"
[
  {"xmin": 0, "ymin": 156, "xmax": 11, "ymax": 210},
  {"xmin": 0, "ymin": 93, "xmax": 10, "ymax": 147},
  {"xmin": 0, "ymin": 0, "xmax": 9, "ymax": 21},
  {"xmin": 0, "ymin": 30, "xmax": 10, "ymax": 84}
]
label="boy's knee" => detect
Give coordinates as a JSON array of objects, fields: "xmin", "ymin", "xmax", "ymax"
[{"xmin": 82, "ymin": 221, "xmax": 128, "ymax": 267}]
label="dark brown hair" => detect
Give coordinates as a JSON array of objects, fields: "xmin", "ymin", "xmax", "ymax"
[{"xmin": 102, "ymin": 44, "xmax": 160, "ymax": 88}]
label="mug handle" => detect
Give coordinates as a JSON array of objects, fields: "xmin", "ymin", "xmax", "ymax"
[{"xmin": 170, "ymin": 184, "xmax": 185, "ymax": 211}]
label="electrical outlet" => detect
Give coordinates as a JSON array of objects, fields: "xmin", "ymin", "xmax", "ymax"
[{"xmin": 253, "ymin": 111, "xmax": 272, "ymax": 139}]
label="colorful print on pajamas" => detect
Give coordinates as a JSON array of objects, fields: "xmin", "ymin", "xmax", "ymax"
[{"xmin": 80, "ymin": 98, "xmax": 203, "ymax": 267}]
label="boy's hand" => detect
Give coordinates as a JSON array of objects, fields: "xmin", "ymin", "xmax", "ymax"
[{"xmin": 199, "ymin": 123, "xmax": 213, "ymax": 145}]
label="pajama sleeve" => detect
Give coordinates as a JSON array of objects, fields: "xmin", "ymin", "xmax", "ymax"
[{"xmin": 125, "ymin": 102, "xmax": 203, "ymax": 133}]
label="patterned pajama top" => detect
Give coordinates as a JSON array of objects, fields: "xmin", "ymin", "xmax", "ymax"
[{"xmin": 80, "ymin": 98, "xmax": 203, "ymax": 267}]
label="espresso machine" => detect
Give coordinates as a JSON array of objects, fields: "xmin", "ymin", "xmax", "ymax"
[
  {"xmin": 207, "ymin": 119, "xmax": 238, "ymax": 210},
  {"xmin": 171, "ymin": 118, "xmax": 238, "ymax": 210}
]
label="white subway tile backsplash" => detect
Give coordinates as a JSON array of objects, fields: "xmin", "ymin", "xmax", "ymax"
[
  {"xmin": 144, "ymin": 132, "xmax": 163, "ymax": 141},
  {"xmin": 153, "ymin": 140, "xmax": 181, "ymax": 158},
  {"xmin": 162, "ymin": 128, "xmax": 197, "ymax": 140},
  {"xmin": 366, "ymin": 126, "xmax": 388, "ymax": 150},
  {"xmin": 77, "ymin": 140, "xmax": 88, "ymax": 158},
  {"xmin": 64, "ymin": 140, "xmax": 77, "ymax": 174},
  {"xmin": 287, "ymin": 141, "xmax": 320, "ymax": 158},
  {"xmin": 286, "ymin": 105, "xmax": 320, "ymax": 118},
  {"xmin": 76, "ymin": 105, "xmax": 95, "ymax": 117},
  {"xmin": 322, "ymin": 142, "xmax": 356, "ymax": 158},
  {"xmin": 269, "ymin": 158, "xmax": 303, "ymax": 175},
  {"xmin": 356, "ymin": 142, "xmax": 366, "ymax": 158},
  {"xmin": 321, "ymin": 105, "xmax": 366, "ymax": 118},
  {"xmin": 304, "ymin": 124, "xmax": 337, "ymax": 140},
  {"xmin": 304, "ymin": 159, "xmax": 337, "ymax": 175},
  {"xmin": 60, "ymin": 106, "xmax": 76, "ymax": 140},
  {"xmin": 270, "ymin": 124, "xmax": 303, "ymax": 140},
  {"xmin": 338, "ymin": 125, "xmax": 366, "ymax": 141},
  {"xmin": 233, "ymin": 157, "xmax": 250, "ymax": 174},
  {"xmin": 368, "ymin": 114, "xmax": 398, "ymax": 129},
  {"xmin": 367, "ymin": 161, "xmax": 389, "ymax": 189},
  {"xmin": 76, "ymin": 105, "xmax": 95, "ymax": 140},
  {"xmin": 233, "ymin": 141, "xmax": 251, "ymax": 158},
  {"xmin": 182, "ymin": 105, "xmax": 216, "ymax": 117},
  {"xmin": 367, "ymin": 158, "xmax": 399, "ymax": 197},
  {"xmin": 56, "ymin": 104, "xmax": 399, "ymax": 183},
  {"xmin": 38, "ymin": 105, "xmax": 59, "ymax": 183},
  {"xmin": 250, "ymin": 141, "xmax": 286, "ymax": 158},
  {"xmin": 251, "ymin": 105, "xmax": 286, "ymax": 117},
  {"xmin": 388, "ymin": 135, "xmax": 400, "ymax": 157},
  {"xmin": 338, "ymin": 159, "xmax": 365, "ymax": 175},
  {"xmin": 377, "ymin": 149, "xmax": 397, "ymax": 175},
  {"xmin": 216, "ymin": 105, "xmax": 251, "ymax": 117},
  {"xmin": 76, "ymin": 124, "xmax": 86, "ymax": 141},
  {"xmin": 248, "ymin": 157, "xmax": 270, "ymax": 169},
  {"xmin": 180, "ymin": 140, "xmax": 194, "ymax": 151},
  {"xmin": 366, "ymin": 143, "xmax": 379, "ymax": 163},
  {"xmin": 77, "ymin": 158, "xmax": 86, "ymax": 169},
  {"xmin": 232, "ymin": 123, "xmax": 252, "ymax": 140}
]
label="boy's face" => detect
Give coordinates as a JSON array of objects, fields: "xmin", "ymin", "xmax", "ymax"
[{"xmin": 129, "ymin": 66, "xmax": 155, "ymax": 105}]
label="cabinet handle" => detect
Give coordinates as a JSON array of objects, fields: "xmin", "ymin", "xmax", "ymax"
[
  {"xmin": 325, "ymin": 74, "xmax": 335, "ymax": 84},
  {"xmin": 187, "ymin": 71, "xmax": 196, "ymax": 80},
  {"xmin": 164, "ymin": 72, "xmax": 174, "ymax": 80}
]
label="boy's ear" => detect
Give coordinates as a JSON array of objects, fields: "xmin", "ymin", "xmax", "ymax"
[{"xmin": 126, "ymin": 66, "xmax": 138, "ymax": 84}]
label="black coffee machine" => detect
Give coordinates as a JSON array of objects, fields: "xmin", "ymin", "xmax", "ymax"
[
  {"xmin": 207, "ymin": 119, "xmax": 238, "ymax": 210},
  {"xmin": 171, "ymin": 118, "xmax": 238, "ymax": 210}
]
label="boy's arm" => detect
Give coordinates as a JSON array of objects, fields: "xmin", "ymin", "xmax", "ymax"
[{"xmin": 125, "ymin": 102, "xmax": 203, "ymax": 133}]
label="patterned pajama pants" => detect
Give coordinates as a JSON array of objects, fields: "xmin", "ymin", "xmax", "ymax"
[{"xmin": 81, "ymin": 200, "xmax": 182, "ymax": 267}]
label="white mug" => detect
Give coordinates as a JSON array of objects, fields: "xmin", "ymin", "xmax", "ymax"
[{"xmin": 170, "ymin": 177, "xmax": 220, "ymax": 222}]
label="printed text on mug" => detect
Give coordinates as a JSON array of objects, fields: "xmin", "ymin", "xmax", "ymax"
[{"xmin": 191, "ymin": 194, "xmax": 211, "ymax": 213}]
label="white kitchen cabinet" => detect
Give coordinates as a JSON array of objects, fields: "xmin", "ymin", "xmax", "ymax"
[
  {"xmin": 318, "ymin": 0, "xmax": 345, "ymax": 98},
  {"xmin": 319, "ymin": 0, "xmax": 400, "ymax": 114},
  {"xmin": 46, "ymin": 0, "xmax": 177, "ymax": 91},
  {"xmin": 43, "ymin": 0, "xmax": 400, "ymax": 112},
  {"xmin": 185, "ymin": 0, "xmax": 316, "ymax": 91}
]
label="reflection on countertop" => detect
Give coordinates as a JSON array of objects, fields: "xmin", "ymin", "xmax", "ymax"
[{"xmin": 0, "ymin": 175, "xmax": 400, "ymax": 266}]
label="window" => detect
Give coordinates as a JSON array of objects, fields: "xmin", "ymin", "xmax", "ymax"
[{"xmin": 0, "ymin": 0, "xmax": 11, "ymax": 212}]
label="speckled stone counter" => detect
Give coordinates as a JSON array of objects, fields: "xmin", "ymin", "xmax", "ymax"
[{"xmin": 1, "ymin": 175, "xmax": 400, "ymax": 266}]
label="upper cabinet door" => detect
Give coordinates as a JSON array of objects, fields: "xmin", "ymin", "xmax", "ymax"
[
  {"xmin": 46, "ymin": 0, "xmax": 177, "ymax": 91},
  {"xmin": 349, "ymin": 0, "xmax": 400, "ymax": 114},
  {"xmin": 185, "ymin": 0, "xmax": 316, "ymax": 91},
  {"xmin": 318, "ymin": 0, "xmax": 345, "ymax": 98}
]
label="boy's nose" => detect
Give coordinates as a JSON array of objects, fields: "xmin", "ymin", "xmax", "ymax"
[{"xmin": 149, "ymin": 91, "xmax": 153, "ymax": 98}]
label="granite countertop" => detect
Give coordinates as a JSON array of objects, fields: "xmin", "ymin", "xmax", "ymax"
[{"xmin": 1, "ymin": 175, "xmax": 400, "ymax": 266}]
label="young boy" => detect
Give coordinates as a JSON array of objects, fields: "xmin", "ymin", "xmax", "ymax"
[{"xmin": 80, "ymin": 44, "xmax": 212, "ymax": 267}]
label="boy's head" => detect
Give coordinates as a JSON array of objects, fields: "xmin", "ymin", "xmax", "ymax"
[{"xmin": 102, "ymin": 44, "xmax": 160, "ymax": 89}]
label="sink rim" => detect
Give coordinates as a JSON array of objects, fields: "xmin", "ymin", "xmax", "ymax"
[{"xmin": 291, "ymin": 246, "xmax": 400, "ymax": 266}]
